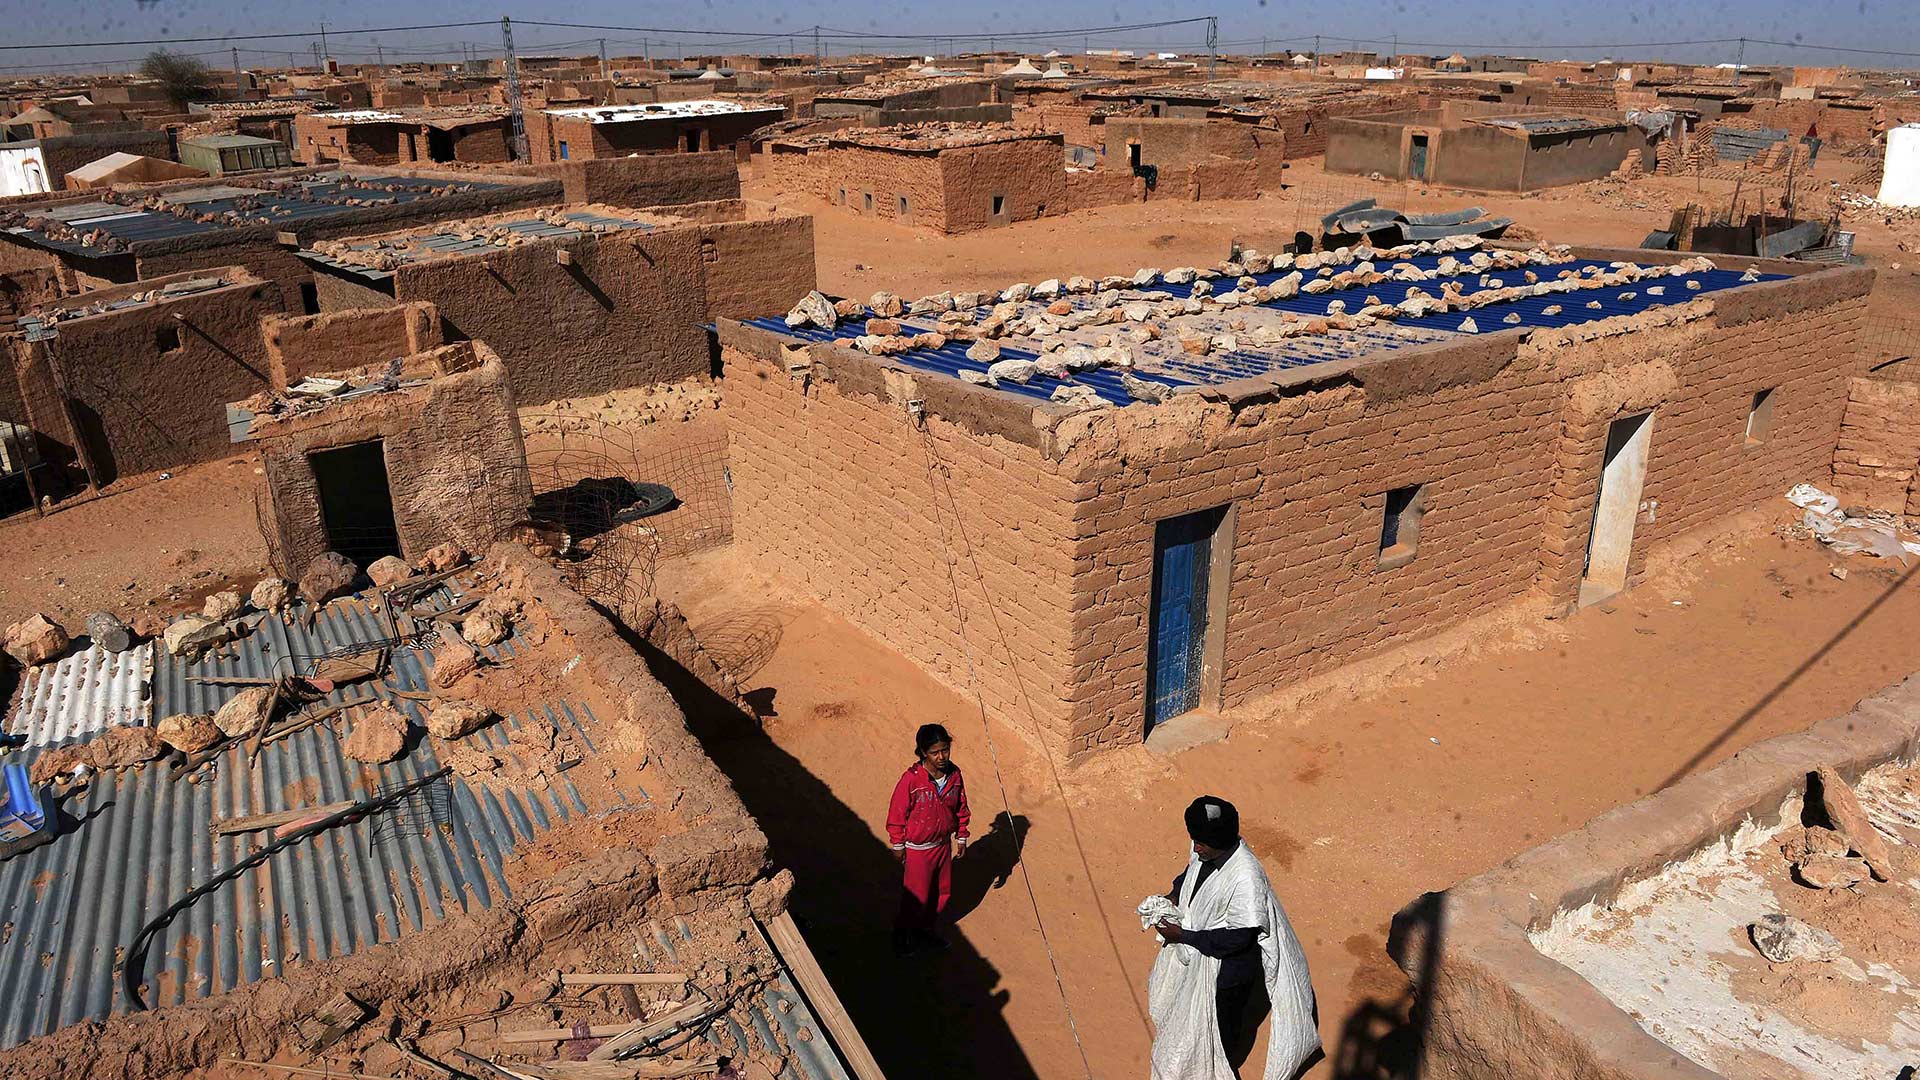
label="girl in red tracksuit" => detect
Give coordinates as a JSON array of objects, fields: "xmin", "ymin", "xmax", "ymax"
[{"xmin": 887, "ymin": 723, "xmax": 970, "ymax": 954}]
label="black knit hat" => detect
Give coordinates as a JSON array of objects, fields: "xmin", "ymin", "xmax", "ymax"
[{"xmin": 1185, "ymin": 795, "xmax": 1239, "ymax": 849}]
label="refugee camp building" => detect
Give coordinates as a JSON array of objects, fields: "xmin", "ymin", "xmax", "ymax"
[
  {"xmin": 763, "ymin": 125, "xmax": 1066, "ymax": 233},
  {"xmin": 718, "ymin": 244, "xmax": 1870, "ymax": 761},
  {"xmin": 521, "ymin": 100, "xmax": 787, "ymax": 164},
  {"xmin": 1325, "ymin": 102, "xmax": 1648, "ymax": 190}
]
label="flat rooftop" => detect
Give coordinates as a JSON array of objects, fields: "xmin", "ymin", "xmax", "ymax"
[
  {"xmin": 829, "ymin": 123, "xmax": 1057, "ymax": 151},
  {"xmin": 14, "ymin": 272, "xmax": 241, "ymax": 336},
  {"xmin": 298, "ymin": 205, "xmax": 665, "ymax": 281},
  {"xmin": 814, "ymin": 75, "xmax": 994, "ymax": 101},
  {"xmin": 542, "ymin": 99, "xmax": 782, "ymax": 121},
  {"xmin": 313, "ymin": 106, "xmax": 507, "ymax": 127},
  {"xmin": 746, "ymin": 240, "xmax": 1785, "ymax": 407},
  {"xmin": 0, "ymin": 171, "xmax": 529, "ymax": 258},
  {"xmin": 1470, "ymin": 114, "xmax": 1624, "ymax": 135}
]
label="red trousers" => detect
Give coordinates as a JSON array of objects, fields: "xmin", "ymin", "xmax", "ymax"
[{"xmin": 895, "ymin": 841, "xmax": 954, "ymax": 932}]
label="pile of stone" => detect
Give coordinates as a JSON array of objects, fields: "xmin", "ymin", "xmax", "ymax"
[{"xmin": 1748, "ymin": 766, "xmax": 1900, "ymax": 964}]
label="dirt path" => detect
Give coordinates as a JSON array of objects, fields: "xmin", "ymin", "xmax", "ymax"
[{"xmin": 660, "ymin": 515, "xmax": 1920, "ymax": 1079}]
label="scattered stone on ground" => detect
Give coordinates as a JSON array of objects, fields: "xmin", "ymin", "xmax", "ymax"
[
  {"xmin": 250, "ymin": 576, "xmax": 292, "ymax": 612},
  {"xmin": 201, "ymin": 590, "xmax": 244, "ymax": 621},
  {"xmin": 342, "ymin": 702, "xmax": 409, "ymax": 763},
  {"xmin": 83, "ymin": 610, "xmax": 135, "ymax": 654},
  {"xmin": 156, "ymin": 713, "xmax": 222, "ymax": 755},
  {"xmin": 416, "ymin": 543, "xmax": 467, "ymax": 573},
  {"xmin": 3, "ymin": 614, "xmax": 70, "ymax": 667},
  {"xmin": 1816, "ymin": 766, "xmax": 1895, "ymax": 881},
  {"xmin": 299, "ymin": 551, "xmax": 360, "ymax": 607},
  {"xmin": 212, "ymin": 686, "xmax": 276, "ymax": 739},
  {"xmin": 427, "ymin": 699, "xmax": 495, "ymax": 740},
  {"xmin": 1749, "ymin": 912, "xmax": 1844, "ymax": 963}
]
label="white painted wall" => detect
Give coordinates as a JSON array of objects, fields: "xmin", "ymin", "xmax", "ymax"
[
  {"xmin": 0, "ymin": 144, "xmax": 50, "ymax": 198},
  {"xmin": 1880, "ymin": 124, "xmax": 1920, "ymax": 208}
]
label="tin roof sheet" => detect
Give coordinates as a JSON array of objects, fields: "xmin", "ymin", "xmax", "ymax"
[
  {"xmin": 747, "ymin": 254, "xmax": 1786, "ymax": 406},
  {"xmin": 6, "ymin": 643, "xmax": 152, "ymax": 749},
  {"xmin": 0, "ymin": 585, "xmax": 637, "ymax": 1048}
]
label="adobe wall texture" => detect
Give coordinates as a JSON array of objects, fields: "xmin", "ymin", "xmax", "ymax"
[
  {"xmin": 937, "ymin": 139, "xmax": 1069, "ymax": 231},
  {"xmin": 1831, "ymin": 374, "xmax": 1920, "ymax": 515},
  {"xmin": 721, "ymin": 262, "xmax": 1872, "ymax": 759},
  {"xmin": 387, "ymin": 206, "xmax": 813, "ymax": 404},
  {"xmin": 261, "ymin": 301, "xmax": 442, "ymax": 385},
  {"xmin": 1387, "ymin": 673, "xmax": 1920, "ymax": 1080},
  {"xmin": 526, "ymin": 111, "xmax": 779, "ymax": 164},
  {"xmin": 1101, "ymin": 117, "xmax": 1287, "ymax": 177},
  {"xmin": 557, "ymin": 150, "xmax": 742, "ymax": 207},
  {"xmin": 723, "ymin": 325, "xmax": 1081, "ymax": 747},
  {"xmin": 9, "ymin": 270, "xmax": 283, "ymax": 485},
  {"xmin": 253, "ymin": 344, "xmax": 532, "ymax": 574}
]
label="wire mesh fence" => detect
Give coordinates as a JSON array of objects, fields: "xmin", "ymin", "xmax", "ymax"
[{"xmin": 1863, "ymin": 311, "xmax": 1920, "ymax": 372}]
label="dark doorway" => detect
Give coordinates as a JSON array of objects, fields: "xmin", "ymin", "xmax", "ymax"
[
  {"xmin": 1409, "ymin": 134, "xmax": 1430, "ymax": 180},
  {"xmin": 427, "ymin": 128, "xmax": 456, "ymax": 162},
  {"xmin": 1128, "ymin": 142, "xmax": 1142, "ymax": 169},
  {"xmin": 682, "ymin": 128, "xmax": 702, "ymax": 152},
  {"xmin": 309, "ymin": 440, "xmax": 402, "ymax": 566}
]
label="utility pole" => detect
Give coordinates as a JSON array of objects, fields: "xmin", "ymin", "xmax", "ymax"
[
  {"xmin": 231, "ymin": 47, "xmax": 243, "ymax": 96},
  {"xmin": 1733, "ymin": 37, "xmax": 1746, "ymax": 85},
  {"xmin": 598, "ymin": 38, "xmax": 608, "ymax": 81},
  {"xmin": 643, "ymin": 38, "xmax": 651, "ymax": 67},
  {"xmin": 319, "ymin": 22, "xmax": 330, "ymax": 69},
  {"xmin": 1206, "ymin": 16, "xmax": 1218, "ymax": 78},
  {"xmin": 815, "ymin": 25, "xmax": 823, "ymax": 67},
  {"xmin": 501, "ymin": 16, "xmax": 528, "ymax": 160},
  {"xmin": 312, "ymin": 42, "xmax": 322, "ymax": 71},
  {"xmin": 1314, "ymin": 34, "xmax": 1321, "ymax": 69},
  {"xmin": 376, "ymin": 43, "xmax": 386, "ymax": 78}
]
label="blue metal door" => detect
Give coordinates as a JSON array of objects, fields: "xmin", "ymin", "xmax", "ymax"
[
  {"xmin": 1147, "ymin": 508, "xmax": 1223, "ymax": 732},
  {"xmin": 1409, "ymin": 134, "xmax": 1429, "ymax": 180}
]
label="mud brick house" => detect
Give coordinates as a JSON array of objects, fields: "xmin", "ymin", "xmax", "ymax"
[
  {"xmin": 1099, "ymin": 116, "xmax": 1286, "ymax": 198},
  {"xmin": 720, "ymin": 242, "xmax": 1870, "ymax": 760},
  {"xmin": 0, "ymin": 130, "xmax": 173, "ymax": 197},
  {"xmin": 764, "ymin": 125, "xmax": 1065, "ymax": 233},
  {"xmin": 1084, "ymin": 80, "xmax": 1454, "ymax": 157},
  {"xmin": 6, "ymin": 269, "xmax": 281, "ymax": 489},
  {"xmin": 1326, "ymin": 102, "xmax": 1649, "ymax": 190},
  {"xmin": 293, "ymin": 107, "xmax": 513, "ymax": 166},
  {"xmin": 235, "ymin": 340, "xmax": 531, "ymax": 571},
  {"xmin": 297, "ymin": 200, "xmax": 815, "ymax": 403},
  {"xmin": 0, "ymin": 169, "xmax": 560, "ymax": 310},
  {"xmin": 522, "ymin": 99, "xmax": 787, "ymax": 164},
  {"xmin": 811, "ymin": 76, "xmax": 1012, "ymax": 126}
]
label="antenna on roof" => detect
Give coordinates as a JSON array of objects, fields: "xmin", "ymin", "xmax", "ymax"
[{"xmin": 501, "ymin": 16, "xmax": 529, "ymax": 161}]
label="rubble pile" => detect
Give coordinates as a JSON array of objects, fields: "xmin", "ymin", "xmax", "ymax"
[{"xmin": 1747, "ymin": 767, "xmax": 1902, "ymax": 962}]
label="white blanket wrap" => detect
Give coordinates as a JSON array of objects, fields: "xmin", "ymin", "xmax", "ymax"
[{"xmin": 1147, "ymin": 841, "xmax": 1319, "ymax": 1080}]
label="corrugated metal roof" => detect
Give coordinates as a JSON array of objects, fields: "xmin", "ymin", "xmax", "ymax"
[
  {"xmin": 747, "ymin": 255, "xmax": 1785, "ymax": 405},
  {"xmin": 6, "ymin": 643, "xmax": 152, "ymax": 749},
  {"xmin": 297, "ymin": 210, "xmax": 657, "ymax": 282},
  {"xmin": 0, "ymin": 586, "xmax": 640, "ymax": 1048}
]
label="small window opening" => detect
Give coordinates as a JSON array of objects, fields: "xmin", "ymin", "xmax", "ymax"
[
  {"xmin": 863, "ymin": 191, "xmax": 874, "ymax": 212},
  {"xmin": 837, "ymin": 187, "xmax": 846, "ymax": 205},
  {"xmin": 1378, "ymin": 483, "xmax": 1427, "ymax": 568},
  {"xmin": 155, "ymin": 324, "xmax": 180, "ymax": 352},
  {"xmin": 991, "ymin": 194, "xmax": 1006, "ymax": 216},
  {"xmin": 898, "ymin": 195, "xmax": 910, "ymax": 215},
  {"xmin": 1303, "ymin": 120, "xmax": 1313, "ymax": 135},
  {"xmin": 1036, "ymin": 202, "xmax": 1047, "ymax": 216},
  {"xmin": 1747, "ymin": 387, "xmax": 1777, "ymax": 445},
  {"xmin": 558, "ymin": 139, "xmax": 570, "ymax": 159},
  {"xmin": 700, "ymin": 238, "xmax": 719, "ymax": 263},
  {"xmin": 1128, "ymin": 142, "xmax": 1142, "ymax": 169}
]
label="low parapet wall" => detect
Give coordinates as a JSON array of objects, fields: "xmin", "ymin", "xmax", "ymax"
[{"xmin": 1388, "ymin": 674, "xmax": 1920, "ymax": 1080}]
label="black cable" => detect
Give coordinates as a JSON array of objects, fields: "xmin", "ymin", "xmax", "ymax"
[{"xmin": 121, "ymin": 767, "xmax": 452, "ymax": 1012}]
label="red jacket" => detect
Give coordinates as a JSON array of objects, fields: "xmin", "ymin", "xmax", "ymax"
[{"xmin": 886, "ymin": 763, "xmax": 970, "ymax": 849}]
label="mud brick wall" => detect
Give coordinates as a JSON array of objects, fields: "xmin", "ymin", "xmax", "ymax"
[
  {"xmin": 1065, "ymin": 168, "xmax": 1144, "ymax": 211},
  {"xmin": 254, "ymin": 344, "xmax": 532, "ymax": 574},
  {"xmin": 1832, "ymin": 375, "xmax": 1920, "ymax": 513},
  {"xmin": 558, "ymin": 150, "xmax": 742, "ymax": 207},
  {"xmin": 820, "ymin": 146, "xmax": 946, "ymax": 226},
  {"xmin": 757, "ymin": 145, "xmax": 828, "ymax": 200},
  {"xmin": 450, "ymin": 123, "xmax": 513, "ymax": 164},
  {"xmin": 936, "ymin": 138, "xmax": 1069, "ymax": 231},
  {"xmin": 392, "ymin": 228, "xmax": 712, "ymax": 404},
  {"xmin": 724, "ymin": 336, "xmax": 1081, "ymax": 744},
  {"xmin": 1727, "ymin": 99, "xmax": 1877, "ymax": 145},
  {"xmin": 8, "ymin": 270, "xmax": 283, "ymax": 485},
  {"xmin": 1101, "ymin": 117, "xmax": 1286, "ymax": 176},
  {"xmin": 261, "ymin": 301, "xmax": 442, "ymax": 385},
  {"xmin": 692, "ymin": 209, "xmax": 816, "ymax": 322}
]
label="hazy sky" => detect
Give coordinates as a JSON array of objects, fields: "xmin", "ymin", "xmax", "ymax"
[{"xmin": 1, "ymin": 0, "xmax": 1916, "ymax": 75}]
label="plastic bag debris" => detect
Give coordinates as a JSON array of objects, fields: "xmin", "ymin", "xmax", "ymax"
[{"xmin": 1783, "ymin": 483, "xmax": 1919, "ymax": 565}]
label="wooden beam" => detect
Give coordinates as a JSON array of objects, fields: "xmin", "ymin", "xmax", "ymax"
[
  {"xmin": 214, "ymin": 801, "xmax": 356, "ymax": 835},
  {"xmin": 445, "ymin": 1050, "xmax": 529, "ymax": 1080},
  {"xmin": 496, "ymin": 1024, "xmax": 635, "ymax": 1045},
  {"xmin": 762, "ymin": 912, "xmax": 888, "ymax": 1080},
  {"xmin": 559, "ymin": 973, "xmax": 687, "ymax": 987},
  {"xmin": 504, "ymin": 1060, "xmax": 720, "ymax": 1079}
]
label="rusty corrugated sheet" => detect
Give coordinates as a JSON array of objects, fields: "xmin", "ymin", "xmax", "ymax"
[{"xmin": 0, "ymin": 587, "xmax": 635, "ymax": 1048}]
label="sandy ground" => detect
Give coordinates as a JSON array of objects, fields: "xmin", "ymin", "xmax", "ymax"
[{"xmin": 658, "ymin": 514, "xmax": 1920, "ymax": 1079}]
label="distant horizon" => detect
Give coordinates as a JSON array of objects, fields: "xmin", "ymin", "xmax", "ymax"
[{"xmin": 0, "ymin": 1, "xmax": 1915, "ymax": 78}]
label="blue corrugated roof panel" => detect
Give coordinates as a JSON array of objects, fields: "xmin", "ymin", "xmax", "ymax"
[
  {"xmin": 745, "ymin": 255, "xmax": 1785, "ymax": 405},
  {"xmin": 0, "ymin": 586, "xmax": 639, "ymax": 1048}
]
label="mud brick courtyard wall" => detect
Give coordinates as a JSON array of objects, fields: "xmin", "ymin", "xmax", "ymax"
[{"xmin": 721, "ymin": 257, "xmax": 1871, "ymax": 760}]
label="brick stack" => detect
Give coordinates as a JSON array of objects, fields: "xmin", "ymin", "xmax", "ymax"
[{"xmin": 1833, "ymin": 376, "xmax": 1920, "ymax": 514}]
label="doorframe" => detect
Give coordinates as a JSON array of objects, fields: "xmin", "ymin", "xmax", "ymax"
[
  {"xmin": 1579, "ymin": 411, "xmax": 1655, "ymax": 607},
  {"xmin": 1143, "ymin": 502, "xmax": 1236, "ymax": 738}
]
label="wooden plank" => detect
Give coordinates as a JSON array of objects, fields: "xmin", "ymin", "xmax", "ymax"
[
  {"xmin": 585, "ymin": 999, "xmax": 711, "ymax": 1061},
  {"xmin": 496, "ymin": 1024, "xmax": 635, "ymax": 1045},
  {"xmin": 214, "ymin": 801, "xmax": 356, "ymax": 835},
  {"xmin": 559, "ymin": 973, "xmax": 687, "ymax": 987},
  {"xmin": 504, "ymin": 1060, "xmax": 720, "ymax": 1079},
  {"xmin": 763, "ymin": 912, "xmax": 888, "ymax": 1080},
  {"xmin": 445, "ymin": 1050, "xmax": 529, "ymax": 1080}
]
